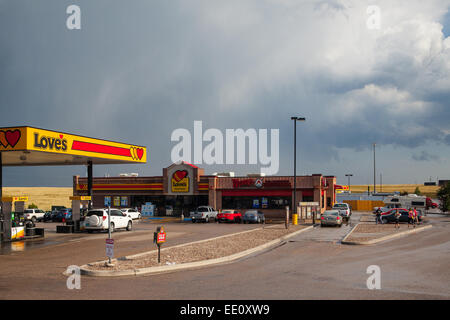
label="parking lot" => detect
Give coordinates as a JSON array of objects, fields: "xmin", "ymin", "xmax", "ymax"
[
  {"xmin": 0, "ymin": 218, "xmax": 265, "ymax": 256},
  {"xmin": 0, "ymin": 211, "xmax": 449, "ymax": 300}
]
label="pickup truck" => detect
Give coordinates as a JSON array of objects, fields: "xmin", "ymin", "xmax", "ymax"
[
  {"xmin": 332, "ymin": 203, "xmax": 352, "ymax": 220},
  {"xmin": 23, "ymin": 209, "xmax": 46, "ymax": 222},
  {"xmin": 190, "ymin": 206, "xmax": 218, "ymax": 223}
]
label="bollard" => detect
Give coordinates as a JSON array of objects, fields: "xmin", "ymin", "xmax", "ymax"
[{"xmin": 293, "ymin": 213, "xmax": 298, "ymax": 226}]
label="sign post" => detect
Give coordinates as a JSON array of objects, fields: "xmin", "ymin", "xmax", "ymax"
[
  {"xmin": 106, "ymin": 238, "xmax": 114, "ymax": 264},
  {"xmin": 285, "ymin": 206, "xmax": 289, "ymax": 229},
  {"xmin": 106, "ymin": 206, "xmax": 113, "ymax": 265},
  {"xmin": 153, "ymin": 226, "xmax": 166, "ymax": 263}
]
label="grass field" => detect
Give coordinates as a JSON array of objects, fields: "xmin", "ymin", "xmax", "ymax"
[
  {"xmin": 2, "ymin": 187, "xmax": 73, "ymax": 211},
  {"xmin": 349, "ymin": 184, "xmax": 439, "ymax": 198}
]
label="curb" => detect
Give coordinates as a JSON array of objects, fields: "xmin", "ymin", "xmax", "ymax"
[
  {"xmin": 341, "ymin": 224, "xmax": 433, "ymax": 245},
  {"xmin": 78, "ymin": 225, "xmax": 314, "ymax": 277},
  {"xmin": 340, "ymin": 223, "xmax": 358, "ymax": 243}
]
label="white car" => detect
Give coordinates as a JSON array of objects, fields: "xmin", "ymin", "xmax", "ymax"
[
  {"xmin": 23, "ymin": 209, "xmax": 46, "ymax": 222},
  {"xmin": 120, "ymin": 208, "xmax": 141, "ymax": 219},
  {"xmin": 84, "ymin": 208, "xmax": 133, "ymax": 233}
]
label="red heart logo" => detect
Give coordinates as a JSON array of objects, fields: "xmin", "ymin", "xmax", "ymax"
[
  {"xmin": 136, "ymin": 148, "xmax": 144, "ymax": 160},
  {"xmin": 59, "ymin": 134, "xmax": 64, "ymax": 139},
  {"xmin": 173, "ymin": 170, "xmax": 188, "ymax": 182},
  {"xmin": 5, "ymin": 129, "xmax": 21, "ymax": 148}
]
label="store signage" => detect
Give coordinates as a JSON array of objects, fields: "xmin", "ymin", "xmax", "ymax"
[
  {"xmin": 34, "ymin": 132, "xmax": 68, "ymax": 151},
  {"xmin": 232, "ymin": 178, "xmax": 291, "ymax": 189},
  {"xmin": 171, "ymin": 170, "xmax": 189, "ymax": 193},
  {"xmin": 0, "ymin": 126, "xmax": 146, "ymax": 163},
  {"xmin": 1, "ymin": 196, "xmax": 28, "ymax": 202}
]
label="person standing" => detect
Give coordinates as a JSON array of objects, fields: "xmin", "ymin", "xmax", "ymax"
[
  {"xmin": 414, "ymin": 207, "xmax": 419, "ymax": 226},
  {"xmin": 394, "ymin": 209, "xmax": 401, "ymax": 229}
]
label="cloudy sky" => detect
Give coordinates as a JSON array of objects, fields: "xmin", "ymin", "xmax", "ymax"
[{"xmin": 1, "ymin": 0, "xmax": 449, "ymax": 186}]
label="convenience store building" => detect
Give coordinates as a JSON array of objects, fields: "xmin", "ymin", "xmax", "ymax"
[{"xmin": 73, "ymin": 162, "xmax": 336, "ymax": 218}]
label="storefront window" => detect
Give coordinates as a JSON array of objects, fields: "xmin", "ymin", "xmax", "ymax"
[{"xmin": 222, "ymin": 196, "xmax": 291, "ymax": 210}]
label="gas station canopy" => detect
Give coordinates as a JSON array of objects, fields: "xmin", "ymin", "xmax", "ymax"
[{"xmin": 0, "ymin": 126, "xmax": 147, "ymax": 166}]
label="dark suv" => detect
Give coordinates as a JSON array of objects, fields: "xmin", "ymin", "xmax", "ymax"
[{"xmin": 55, "ymin": 208, "xmax": 72, "ymax": 222}]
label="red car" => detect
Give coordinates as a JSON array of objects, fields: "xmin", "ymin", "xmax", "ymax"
[{"xmin": 217, "ymin": 210, "xmax": 242, "ymax": 223}]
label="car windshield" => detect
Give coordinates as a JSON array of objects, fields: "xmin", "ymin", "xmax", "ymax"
[
  {"xmin": 87, "ymin": 210, "xmax": 104, "ymax": 217},
  {"xmin": 222, "ymin": 210, "xmax": 234, "ymax": 213},
  {"xmin": 245, "ymin": 211, "xmax": 257, "ymax": 216},
  {"xmin": 333, "ymin": 204, "xmax": 347, "ymax": 208},
  {"xmin": 24, "ymin": 209, "xmax": 33, "ymax": 213},
  {"xmin": 323, "ymin": 211, "xmax": 339, "ymax": 216},
  {"xmin": 197, "ymin": 207, "xmax": 208, "ymax": 212}
]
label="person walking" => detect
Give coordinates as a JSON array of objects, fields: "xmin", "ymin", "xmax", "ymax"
[
  {"xmin": 408, "ymin": 208, "xmax": 415, "ymax": 229},
  {"xmin": 394, "ymin": 209, "xmax": 401, "ymax": 229},
  {"xmin": 414, "ymin": 207, "xmax": 419, "ymax": 226},
  {"xmin": 375, "ymin": 208, "xmax": 382, "ymax": 225}
]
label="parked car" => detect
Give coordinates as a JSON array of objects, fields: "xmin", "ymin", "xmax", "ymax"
[
  {"xmin": 373, "ymin": 207, "xmax": 390, "ymax": 214},
  {"xmin": 332, "ymin": 203, "xmax": 351, "ymax": 220},
  {"xmin": 190, "ymin": 206, "xmax": 218, "ymax": 223},
  {"xmin": 83, "ymin": 208, "xmax": 132, "ymax": 233},
  {"xmin": 242, "ymin": 210, "xmax": 265, "ymax": 224},
  {"xmin": 43, "ymin": 211, "xmax": 55, "ymax": 222},
  {"xmin": 320, "ymin": 210, "xmax": 343, "ymax": 227},
  {"xmin": 217, "ymin": 210, "xmax": 242, "ymax": 223},
  {"xmin": 120, "ymin": 208, "xmax": 141, "ymax": 220},
  {"xmin": 381, "ymin": 208, "xmax": 424, "ymax": 224},
  {"xmin": 23, "ymin": 209, "xmax": 46, "ymax": 222},
  {"xmin": 54, "ymin": 208, "xmax": 72, "ymax": 222}
]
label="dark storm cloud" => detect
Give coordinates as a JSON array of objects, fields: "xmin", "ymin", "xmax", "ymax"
[
  {"xmin": 411, "ymin": 151, "xmax": 440, "ymax": 162},
  {"xmin": 0, "ymin": 0, "xmax": 449, "ymax": 186}
]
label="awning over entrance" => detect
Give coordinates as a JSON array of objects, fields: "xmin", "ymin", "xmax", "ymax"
[{"xmin": 0, "ymin": 126, "xmax": 147, "ymax": 166}]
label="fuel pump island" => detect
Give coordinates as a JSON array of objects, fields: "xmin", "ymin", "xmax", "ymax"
[{"xmin": 0, "ymin": 126, "xmax": 147, "ymax": 243}]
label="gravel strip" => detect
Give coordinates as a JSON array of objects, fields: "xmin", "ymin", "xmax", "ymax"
[
  {"xmin": 345, "ymin": 223, "xmax": 427, "ymax": 243},
  {"xmin": 87, "ymin": 225, "xmax": 307, "ymax": 271}
]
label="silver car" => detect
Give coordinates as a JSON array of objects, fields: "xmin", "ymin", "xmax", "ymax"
[
  {"xmin": 242, "ymin": 210, "xmax": 265, "ymax": 224},
  {"xmin": 320, "ymin": 210, "xmax": 343, "ymax": 227}
]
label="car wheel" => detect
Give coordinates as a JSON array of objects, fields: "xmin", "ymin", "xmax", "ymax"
[
  {"xmin": 87, "ymin": 230, "xmax": 93, "ymax": 233},
  {"xmin": 192, "ymin": 219, "xmax": 196, "ymax": 223},
  {"xmin": 110, "ymin": 222, "xmax": 115, "ymax": 233},
  {"xmin": 382, "ymin": 218, "xmax": 388, "ymax": 224},
  {"xmin": 31, "ymin": 216, "xmax": 36, "ymax": 223},
  {"xmin": 126, "ymin": 221, "xmax": 132, "ymax": 231},
  {"xmin": 138, "ymin": 214, "xmax": 141, "ymax": 220}
]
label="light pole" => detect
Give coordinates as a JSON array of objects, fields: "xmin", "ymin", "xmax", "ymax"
[
  {"xmin": 291, "ymin": 117, "xmax": 306, "ymax": 225},
  {"xmin": 373, "ymin": 143, "xmax": 376, "ymax": 194},
  {"xmin": 345, "ymin": 174, "xmax": 353, "ymax": 193}
]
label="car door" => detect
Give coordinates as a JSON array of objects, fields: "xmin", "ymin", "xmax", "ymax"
[
  {"xmin": 400, "ymin": 210, "xmax": 409, "ymax": 222},
  {"xmin": 116, "ymin": 209, "xmax": 128, "ymax": 228}
]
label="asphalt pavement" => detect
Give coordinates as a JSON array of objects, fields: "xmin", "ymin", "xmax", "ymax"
[{"xmin": 0, "ymin": 212, "xmax": 449, "ymax": 300}]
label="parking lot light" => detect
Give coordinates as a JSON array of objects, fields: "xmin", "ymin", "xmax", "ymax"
[{"xmin": 291, "ymin": 117, "xmax": 306, "ymax": 225}]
